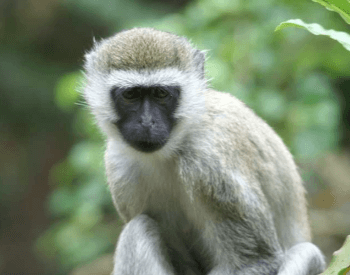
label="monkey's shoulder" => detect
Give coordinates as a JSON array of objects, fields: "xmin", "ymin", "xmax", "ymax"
[
  {"xmin": 197, "ymin": 89, "xmax": 296, "ymax": 176},
  {"xmin": 202, "ymin": 89, "xmax": 280, "ymax": 145}
]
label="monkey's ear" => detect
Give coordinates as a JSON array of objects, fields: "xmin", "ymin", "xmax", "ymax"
[{"xmin": 193, "ymin": 49, "xmax": 206, "ymax": 79}]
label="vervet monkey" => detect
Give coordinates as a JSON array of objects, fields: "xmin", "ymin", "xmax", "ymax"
[{"xmin": 83, "ymin": 28, "xmax": 325, "ymax": 275}]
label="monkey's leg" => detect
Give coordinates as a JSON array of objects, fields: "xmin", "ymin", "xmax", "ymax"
[
  {"xmin": 208, "ymin": 258, "xmax": 281, "ymax": 275},
  {"xmin": 112, "ymin": 214, "xmax": 176, "ymax": 275},
  {"xmin": 208, "ymin": 241, "xmax": 325, "ymax": 275},
  {"xmin": 278, "ymin": 242, "xmax": 325, "ymax": 275},
  {"xmin": 206, "ymin": 218, "xmax": 283, "ymax": 275}
]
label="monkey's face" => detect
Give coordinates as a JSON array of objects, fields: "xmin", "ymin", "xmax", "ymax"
[{"xmin": 110, "ymin": 85, "xmax": 180, "ymax": 153}]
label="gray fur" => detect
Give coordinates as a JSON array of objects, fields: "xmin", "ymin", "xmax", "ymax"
[
  {"xmin": 85, "ymin": 28, "xmax": 203, "ymax": 73},
  {"xmin": 82, "ymin": 28, "xmax": 326, "ymax": 275}
]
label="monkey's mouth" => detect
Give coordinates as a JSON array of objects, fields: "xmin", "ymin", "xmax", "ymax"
[{"xmin": 132, "ymin": 140, "xmax": 164, "ymax": 153}]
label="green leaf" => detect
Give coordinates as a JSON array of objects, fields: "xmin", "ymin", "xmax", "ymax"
[
  {"xmin": 275, "ymin": 19, "xmax": 350, "ymax": 52},
  {"xmin": 312, "ymin": 0, "xmax": 350, "ymax": 25},
  {"xmin": 321, "ymin": 235, "xmax": 350, "ymax": 275}
]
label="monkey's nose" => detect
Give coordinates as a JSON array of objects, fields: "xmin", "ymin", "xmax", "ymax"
[{"xmin": 140, "ymin": 115, "xmax": 155, "ymax": 127}]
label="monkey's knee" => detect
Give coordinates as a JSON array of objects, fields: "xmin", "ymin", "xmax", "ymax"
[
  {"xmin": 122, "ymin": 214, "xmax": 158, "ymax": 234},
  {"xmin": 279, "ymin": 242, "xmax": 325, "ymax": 275},
  {"xmin": 117, "ymin": 214, "xmax": 162, "ymax": 248},
  {"xmin": 113, "ymin": 215, "xmax": 175, "ymax": 275}
]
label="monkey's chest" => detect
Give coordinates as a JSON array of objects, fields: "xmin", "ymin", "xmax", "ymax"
[
  {"xmin": 113, "ymin": 161, "xmax": 213, "ymax": 273},
  {"xmin": 124, "ymin": 163, "xmax": 207, "ymax": 233},
  {"xmin": 137, "ymin": 170, "xmax": 209, "ymax": 268}
]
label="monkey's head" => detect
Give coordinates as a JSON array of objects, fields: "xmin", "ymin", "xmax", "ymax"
[{"xmin": 83, "ymin": 28, "xmax": 207, "ymax": 155}]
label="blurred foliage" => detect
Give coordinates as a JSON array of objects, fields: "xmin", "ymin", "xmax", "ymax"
[
  {"xmin": 29, "ymin": 0, "xmax": 350, "ymax": 273},
  {"xmin": 55, "ymin": 72, "xmax": 82, "ymax": 113}
]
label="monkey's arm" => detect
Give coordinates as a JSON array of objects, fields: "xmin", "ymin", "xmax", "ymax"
[{"xmin": 112, "ymin": 215, "xmax": 176, "ymax": 275}]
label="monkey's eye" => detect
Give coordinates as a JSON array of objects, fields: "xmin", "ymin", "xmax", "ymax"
[
  {"xmin": 122, "ymin": 89, "xmax": 141, "ymax": 100},
  {"xmin": 152, "ymin": 88, "xmax": 169, "ymax": 99}
]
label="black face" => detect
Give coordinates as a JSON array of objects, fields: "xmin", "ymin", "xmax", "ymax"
[{"xmin": 110, "ymin": 85, "xmax": 180, "ymax": 153}]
